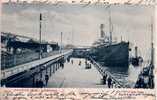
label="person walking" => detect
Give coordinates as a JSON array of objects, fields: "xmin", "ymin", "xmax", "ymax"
[
  {"xmin": 71, "ymin": 60, "xmax": 73, "ymax": 64},
  {"xmin": 61, "ymin": 63, "xmax": 64, "ymax": 68},
  {"xmin": 103, "ymin": 74, "xmax": 107, "ymax": 85},
  {"xmin": 35, "ymin": 79, "xmax": 39, "ymax": 87},
  {"xmin": 67, "ymin": 57, "xmax": 70, "ymax": 62},
  {"xmin": 79, "ymin": 60, "xmax": 81, "ymax": 66},
  {"xmin": 107, "ymin": 77, "xmax": 112, "ymax": 88},
  {"xmin": 39, "ymin": 79, "xmax": 44, "ymax": 88},
  {"xmin": 45, "ymin": 74, "xmax": 49, "ymax": 86}
]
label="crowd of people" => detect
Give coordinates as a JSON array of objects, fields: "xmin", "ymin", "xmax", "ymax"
[
  {"xmin": 135, "ymin": 74, "xmax": 149, "ymax": 88},
  {"xmin": 34, "ymin": 57, "xmax": 65, "ymax": 88},
  {"xmin": 102, "ymin": 73, "xmax": 113, "ymax": 88}
]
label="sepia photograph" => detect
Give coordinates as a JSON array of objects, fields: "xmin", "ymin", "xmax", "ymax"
[{"xmin": 1, "ymin": 0, "xmax": 155, "ymax": 90}]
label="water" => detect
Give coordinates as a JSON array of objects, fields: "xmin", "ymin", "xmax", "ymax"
[{"xmin": 102, "ymin": 64, "xmax": 143, "ymax": 87}]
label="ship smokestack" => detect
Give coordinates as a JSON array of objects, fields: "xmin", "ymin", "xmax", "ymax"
[
  {"xmin": 135, "ymin": 46, "xmax": 138, "ymax": 58},
  {"xmin": 100, "ymin": 24, "xmax": 105, "ymax": 38}
]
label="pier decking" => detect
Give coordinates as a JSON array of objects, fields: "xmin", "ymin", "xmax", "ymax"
[{"xmin": 47, "ymin": 58, "xmax": 106, "ymax": 88}]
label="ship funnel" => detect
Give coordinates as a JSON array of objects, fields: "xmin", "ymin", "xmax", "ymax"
[
  {"xmin": 135, "ymin": 46, "xmax": 138, "ymax": 58},
  {"xmin": 100, "ymin": 24, "xmax": 105, "ymax": 38}
]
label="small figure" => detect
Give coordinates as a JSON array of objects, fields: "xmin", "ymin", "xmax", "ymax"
[
  {"xmin": 112, "ymin": 81, "xmax": 116, "ymax": 88},
  {"xmin": 138, "ymin": 75, "xmax": 144, "ymax": 88},
  {"xmin": 67, "ymin": 57, "xmax": 70, "ymax": 62},
  {"xmin": 143, "ymin": 76, "xmax": 149, "ymax": 88},
  {"xmin": 45, "ymin": 74, "xmax": 49, "ymax": 86},
  {"xmin": 61, "ymin": 63, "xmax": 64, "ymax": 68},
  {"xmin": 38, "ymin": 79, "xmax": 44, "ymax": 88},
  {"xmin": 103, "ymin": 74, "xmax": 107, "ymax": 85},
  {"xmin": 90, "ymin": 60, "xmax": 93, "ymax": 64},
  {"xmin": 107, "ymin": 77, "xmax": 112, "ymax": 88},
  {"xmin": 85, "ymin": 60, "xmax": 87, "ymax": 65},
  {"xmin": 79, "ymin": 60, "xmax": 81, "ymax": 66},
  {"xmin": 35, "ymin": 79, "xmax": 39, "ymax": 87},
  {"xmin": 89, "ymin": 64, "xmax": 91, "ymax": 68},
  {"xmin": 71, "ymin": 60, "xmax": 73, "ymax": 64}
]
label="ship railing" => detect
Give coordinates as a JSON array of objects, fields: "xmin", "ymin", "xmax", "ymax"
[{"xmin": 89, "ymin": 57, "xmax": 126, "ymax": 88}]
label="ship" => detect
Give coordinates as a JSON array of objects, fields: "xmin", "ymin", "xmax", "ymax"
[
  {"xmin": 90, "ymin": 7, "xmax": 129, "ymax": 67},
  {"xmin": 91, "ymin": 41, "xmax": 129, "ymax": 67}
]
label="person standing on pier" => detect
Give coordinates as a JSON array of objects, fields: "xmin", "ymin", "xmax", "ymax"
[
  {"xmin": 107, "ymin": 77, "xmax": 112, "ymax": 88},
  {"xmin": 71, "ymin": 60, "xmax": 73, "ymax": 64},
  {"xmin": 103, "ymin": 73, "xmax": 107, "ymax": 85},
  {"xmin": 79, "ymin": 60, "xmax": 81, "ymax": 66},
  {"xmin": 45, "ymin": 74, "xmax": 49, "ymax": 86},
  {"xmin": 137, "ymin": 75, "xmax": 144, "ymax": 88},
  {"xmin": 39, "ymin": 79, "xmax": 44, "ymax": 88},
  {"xmin": 61, "ymin": 62, "xmax": 64, "ymax": 68},
  {"xmin": 67, "ymin": 57, "xmax": 70, "ymax": 62},
  {"xmin": 35, "ymin": 79, "xmax": 39, "ymax": 87},
  {"xmin": 85, "ymin": 60, "xmax": 87, "ymax": 65}
]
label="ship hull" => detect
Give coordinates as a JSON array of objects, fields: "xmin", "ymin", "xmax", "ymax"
[{"xmin": 92, "ymin": 42, "xmax": 129, "ymax": 67}]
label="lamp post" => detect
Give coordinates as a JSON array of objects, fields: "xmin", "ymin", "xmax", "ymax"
[
  {"xmin": 39, "ymin": 13, "xmax": 42, "ymax": 59},
  {"xmin": 60, "ymin": 32, "xmax": 63, "ymax": 53}
]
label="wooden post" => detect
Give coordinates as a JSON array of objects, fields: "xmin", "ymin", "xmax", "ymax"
[
  {"xmin": 50, "ymin": 65, "xmax": 52, "ymax": 76},
  {"xmin": 46, "ymin": 65, "xmax": 48, "ymax": 74},
  {"xmin": 40, "ymin": 66, "xmax": 42, "ymax": 79},
  {"xmin": 55, "ymin": 63, "xmax": 57, "ymax": 71},
  {"xmin": 53, "ymin": 64, "xmax": 55, "ymax": 73},
  {"xmin": 58, "ymin": 62, "xmax": 59, "ymax": 69},
  {"xmin": 32, "ymin": 74, "xmax": 35, "ymax": 87}
]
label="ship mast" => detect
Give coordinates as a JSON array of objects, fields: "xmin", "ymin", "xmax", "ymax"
[
  {"xmin": 108, "ymin": 6, "xmax": 113, "ymax": 44},
  {"xmin": 149, "ymin": 16, "xmax": 154, "ymax": 89},
  {"xmin": 150, "ymin": 17, "xmax": 154, "ymax": 66},
  {"xmin": 39, "ymin": 13, "xmax": 42, "ymax": 59}
]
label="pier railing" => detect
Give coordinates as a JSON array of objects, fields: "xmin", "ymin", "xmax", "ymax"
[
  {"xmin": 1, "ymin": 49, "xmax": 73, "ymax": 80},
  {"xmin": 89, "ymin": 57, "xmax": 126, "ymax": 88},
  {"xmin": 1, "ymin": 50, "xmax": 69, "ymax": 70}
]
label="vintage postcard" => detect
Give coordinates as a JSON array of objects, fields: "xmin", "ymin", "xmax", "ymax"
[{"xmin": 0, "ymin": 0, "xmax": 156, "ymax": 99}]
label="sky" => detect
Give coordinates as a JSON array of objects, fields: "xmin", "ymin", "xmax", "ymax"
[
  {"xmin": 1, "ymin": 3, "xmax": 155, "ymax": 59},
  {"xmin": 3, "ymin": 0, "xmax": 127, "ymax": 3}
]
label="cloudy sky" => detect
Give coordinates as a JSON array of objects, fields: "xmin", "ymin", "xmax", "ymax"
[
  {"xmin": 1, "ymin": 3, "xmax": 154, "ymax": 59},
  {"xmin": 2, "ymin": 0, "xmax": 153, "ymax": 3}
]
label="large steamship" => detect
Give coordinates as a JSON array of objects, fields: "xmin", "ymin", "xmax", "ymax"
[{"xmin": 91, "ymin": 8, "xmax": 129, "ymax": 67}]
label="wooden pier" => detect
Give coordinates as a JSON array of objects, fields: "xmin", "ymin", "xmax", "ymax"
[{"xmin": 1, "ymin": 50, "xmax": 73, "ymax": 86}]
